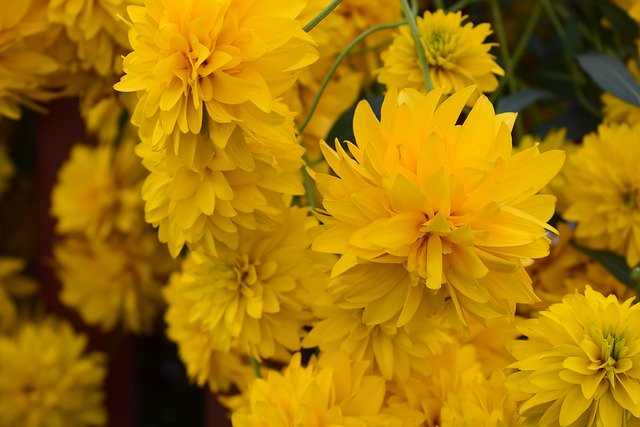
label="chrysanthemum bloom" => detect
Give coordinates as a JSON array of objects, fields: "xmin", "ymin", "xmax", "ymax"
[
  {"xmin": 164, "ymin": 272, "xmax": 255, "ymax": 393},
  {"xmin": 138, "ymin": 129, "xmax": 305, "ymax": 257},
  {"xmin": 507, "ymin": 287, "xmax": 640, "ymax": 426},
  {"xmin": 517, "ymin": 128, "xmax": 576, "ymax": 213},
  {"xmin": 0, "ymin": 0, "xmax": 59, "ymax": 119},
  {"xmin": 0, "ymin": 320, "xmax": 107, "ymax": 426},
  {"xmin": 0, "ymin": 257, "xmax": 37, "ymax": 333},
  {"xmin": 312, "ymin": 86, "xmax": 564, "ymax": 327},
  {"xmin": 232, "ymin": 352, "xmax": 401, "ymax": 427},
  {"xmin": 562, "ymin": 122, "xmax": 640, "ymax": 267},
  {"xmin": 51, "ymin": 139, "xmax": 146, "ymax": 238},
  {"xmin": 47, "ymin": 0, "xmax": 136, "ymax": 76},
  {"xmin": 168, "ymin": 206, "xmax": 325, "ymax": 359},
  {"xmin": 378, "ymin": 10, "xmax": 504, "ymax": 95},
  {"xmin": 602, "ymin": 60, "xmax": 640, "ymax": 125},
  {"xmin": 54, "ymin": 231, "xmax": 175, "ymax": 334},
  {"xmin": 522, "ymin": 223, "xmax": 636, "ymax": 316},
  {"xmin": 114, "ymin": 0, "xmax": 318, "ymax": 170}
]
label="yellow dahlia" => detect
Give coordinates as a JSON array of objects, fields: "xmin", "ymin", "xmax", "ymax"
[
  {"xmin": 378, "ymin": 10, "xmax": 504, "ymax": 95},
  {"xmin": 114, "ymin": 0, "xmax": 317, "ymax": 169},
  {"xmin": 562, "ymin": 122, "xmax": 640, "ymax": 267},
  {"xmin": 312, "ymin": 86, "xmax": 564, "ymax": 326},
  {"xmin": 164, "ymin": 272, "xmax": 254, "ymax": 393},
  {"xmin": 0, "ymin": 320, "xmax": 107, "ymax": 426},
  {"xmin": 51, "ymin": 138, "xmax": 146, "ymax": 238},
  {"xmin": 232, "ymin": 352, "xmax": 400, "ymax": 427},
  {"xmin": 0, "ymin": 0, "xmax": 59, "ymax": 119},
  {"xmin": 602, "ymin": 59, "xmax": 640, "ymax": 125},
  {"xmin": 0, "ymin": 257, "xmax": 37, "ymax": 334},
  {"xmin": 137, "ymin": 128, "xmax": 305, "ymax": 257},
  {"xmin": 168, "ymin": 206, "xmax": 325, "ymax": 359},
  {"xmin": 507, "ymin": 287, "xmax": 640, "ymax": 426},
  {"xmin": 54, "ymin": 231, "xmax": 174, "ymax": 334}
]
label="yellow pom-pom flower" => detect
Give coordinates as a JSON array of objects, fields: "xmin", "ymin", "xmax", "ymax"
[
  {"xmin": 0, "ymin": 320, "xmax": 107, "ymax": 426},
  {"xmin": 114, "ymin": 0, "xmax": 318, "ymax": 169},
  {"xmin": 51, "ymin": 139, "xmax": 146, "ymax": 239},
  {"xmin": 164, "ymin": 272, "xmax": 254, "ymax": 393},
  {"xmin": 507, "ymin": 287, "xmax": 640, "ymax": 426},
  {"xmin": 378, "ymin": 10, "xmax": 504, "ymax": 95},
  {"xmin": 312, "ymin": 86, "xmax": 564, "ymax": 327},
  {"xmin": 137, "ymin": 129, "xmax": 305, "ymax": 257},
  {"xmin": 232, "ymin": 352, "xmax": 400, "ymax": 427},
  {"xmin": 562, "ymin": 123, "xmax": 640, "ymax": 267},
  {"xmin": 166, "ymin": 206, "xmax": 325, "ymax": 359},
  {"xmin": 54, "ymin": 231, "xmax": 175, "ymax": 334}
]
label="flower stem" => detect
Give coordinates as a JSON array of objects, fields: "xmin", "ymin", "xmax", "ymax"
[
  {"xmin": 400, "ymin": 0, "xmax": 434, "ymax": 91},
  {"xmin": 297, "ymin": 20, "xmax": 404, "ymax": 134},
  {"xmin": 434, "ymin": 0, "xmax": 445, "ymax": 10},
  {"xmin": 250, "ymin": 357, "xmax": 262, "ymax": 378},
  {"xmin": 446, "ymin": 0, "xmax": 481, "ymax": 12},
  {"xmin": 301, "ymin": 161, "xmax": 317, "ymax": 210},
  {"xmin": 304, "ymin": 0, "xmax": 343, "ymax": 32},
  {"xmin": 488, "ymin": 0, "xmax": 517, "ymax": 94}
]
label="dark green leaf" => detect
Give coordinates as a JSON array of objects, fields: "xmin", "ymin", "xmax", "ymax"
[
  {"xmin": 496, "ymin": 89, "xmax": 555, "ymax": 114},
  {"xmin": 570, "ymin": 239, "xmax": 635, "ymax": 287},
  {"xmin": 577, "ymin": 53, "xmax": 640, "ymax": 106}
]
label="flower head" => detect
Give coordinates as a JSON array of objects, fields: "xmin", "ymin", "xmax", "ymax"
[
  {"xmin": 562, "ymin": 122, "xmax": 640, "ymax": 267},
  {"xmin": 0, "ymin": 320, "xmax": 107, "ymax": 426},
  {"xmin": 507, "ymin": 287, "xmax": 640, "ymax": 426},
  {"xmin": 312, "ymin": 86, "xmax": 564, "ymax": 326},
  {"xmin": 378, "ymin": 10, "xmax": 503, "ymax": 95},
  {"xmin": 115, "ymin": 0, "xmax": 317, "ymax": 169}
]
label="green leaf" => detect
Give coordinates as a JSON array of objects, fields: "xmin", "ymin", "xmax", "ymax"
[
  {"xmin": 577, "ymin": 53, "xmax": 640, "ymax": 106},
  {"xmin": 570, "ymin": 239, "xmax": 635, "ymax": 288},
  {"xmin": 496, "ymin": 88, "xmax": 555, "ymax": 114}
]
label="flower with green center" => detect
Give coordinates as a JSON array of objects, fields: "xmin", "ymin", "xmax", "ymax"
[
  {"xmin": 507, "ymin": 286, "xmax": 640, "ymax": 426},
  {"xmin": 378, "ymin": 10, "xmax": 503, "ymax": 96}
]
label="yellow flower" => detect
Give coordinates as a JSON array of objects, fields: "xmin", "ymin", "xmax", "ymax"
[
  {"xmin": 231, "ymin": 352, "xmax": 400, "ymax": 427},
  {"xmin": 47, "ymin": 0, "xmax": 136, "ymax": 76},
  {"xmin": 0, "ymin": 257, "xmax": 37, "ymax": 334},
  {"xmin": 164, "ymin": 273, "xmax": 254, "ymax": 392},
  {"xmin": 562, "ymin": 123, "xmax": 640, "ymax": 267},
  {"xmin": 507, "ymin": 287, "xmax": 640, "ymax": 426},
  {"xmin": 613, "ymin": 0, "xmax": 640, "ymax": 21},
  {"xmin": 0, "ymin": 320, "xmax": 107, "ymax": 426},
  {"xmin": 378, "ymin": 10, "xmax": 504, "ymax": 95},
  {"xmin": 0, "ymin": 0, "xmax": 59, "ymax": 119},
  {"xmin": 51, "ymin": 138, "xmax": 146, "ymax": 238},
  {"xmin": 54, "ymin": 231, "xmax": 174, "ymax": 334},
  {"xmin": 312, "ymin": 86, "xmax": 564, "ymax": 327},
  {"xmin": 137, "ymin": 129, "xmax": 305, "ymax": 257},
  {"xmin": 167, "ymin": 206, "xmax": 325, "ymax": 359},
  {"xmin": 114, "ymin": 0, "xmax": 317, "ymax": 170},
  {"xmin": 602, "ymin": 59, "xmax": 640, "ymax": 125}
]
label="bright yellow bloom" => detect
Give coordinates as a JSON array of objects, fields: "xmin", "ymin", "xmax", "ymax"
[
  {"xmin": 0, "ymin": 320, "xmax": 107, "ymax": 426},
  {"xmin": 137, "ymin": 129, "xmax": 305, "ymax": 257},
  {"xmin": 312, "ymin": 86, "xmax": 564, "ymax": 326},
  {"xmin": 164, "ymin": 273, "xmax": 254, "ymax": 392},
  {"xmin": 51, "ymin": 139, "xmax": 146, "ymax": 238},
  {"xmin": 232, "ymin": 352, "xmax": 401, "ymax": 427},
  {"xmin": 115, "ymin": 0, "xmax": 317, "ymax": 170},
  {"xmin": 602, "ymin": 59, "xmax": 640, "ymax": 125},
  {"xmin": 507, "ymin": 287, "xmax": 640, "ymax": 426},
  {"xmin": 378, "ymin": 10, "xmax": 504, "ymax": 95},
  {"xmin": 54, "ymin": 231, "xmax": 175, "ymax": 334},
  {"xmin": 47, "ymin": 0, "xmax": 136, "ymax": 75},
  {"xmin": 0, "ymin": 257, "xmax": 37, "ymax": 333},
  {"xmin": 167, "ymin": 206, "xmax": 324, "ymax": 359},
  {"xmin": 562, "ymin": 123, "xmax": 640, "ymax": 267},
  {"xmin": 0, "ymin": 0, "xmax": 59, "ymax": 119}
]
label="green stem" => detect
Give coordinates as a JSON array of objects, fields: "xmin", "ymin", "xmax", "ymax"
[
  {"xmin": 434, "ymin": 0, "xmax": 445, "ymax": 9},
  {"xmin": 301, "ymin": 160, "xmax": 317, "ymax": 210},
  {"xmin": 297, "ymin": 20, "xmax": 404, "ymax": 134},
  {"xmin": 488, "ymin": 0, "xmax": 517, "ymax": 94},
  {"xmin": 250, "ymin": 357, "xmax": 262, "ymax": 378},
  {"xmin": 303, "ymin": 0, "xmax": 342, "ymax": 32},
  {"xmin": 400, "ymin": 0, "xmax": 433, "ymax": 91},
  {"xmin": 446, "ymin": 0, "xmax": 481, "ymax": 12}
]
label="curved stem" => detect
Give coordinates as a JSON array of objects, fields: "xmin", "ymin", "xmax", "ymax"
[
  {"xmin": 303, "ymin": 0, "xmax": 342, "ymax": 33},
  {"xmin": 400, "ymin": 0, "xmax": 434, "ymax": 91},
  {"xmin": 301, "ymin": 161, "xmax": 317, "ymax": 210},
  {"xmin": 250, "ymin": 357, "xmax": 262, "ymax": 378},
  {"xmin": 297, "ymin": 20, "xmax": 404, "ymax": 134}
]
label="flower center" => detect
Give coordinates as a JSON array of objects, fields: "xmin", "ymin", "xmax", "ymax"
[
  {"xmin": 622, "ymin": 186, "xmax": 640, "ymax": 210},
  {"xmin": 423, "ymin": 30, "xmax": 458, "ymax": 68},
  {"xmin": 233, "ymin": 254, "xmax": 258, "ymax": 292}
]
